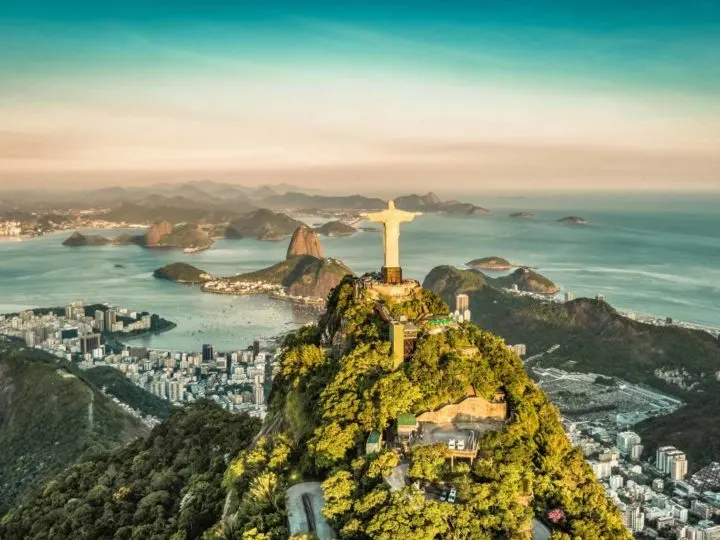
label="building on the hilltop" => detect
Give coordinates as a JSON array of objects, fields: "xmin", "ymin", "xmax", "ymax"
[
  {"xmin": 415, "ymin": 386, "xmax": 506, "ymax": 425},
  {"xmin": 426, "ymin": 315, "xmax": 458, "ymax": 335},
  {"xmin": 397, "ymin": 413, "xmax": 418, "ymax": 439},
  {"xmin": 366, "ymin": 432, "xmax": 383, "ymax": 454}
]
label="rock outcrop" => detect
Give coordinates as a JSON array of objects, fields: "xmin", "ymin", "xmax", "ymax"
[
  {"xmin": 558, "ymin": 216, "xmax": 587, "ymax": 225},
  {"xmin": 286, "ymin": 225, "xmax": 324, "ymax": 259},
  {"xmin": 144, "ymin": 221, "xmax": 173, "ymax": 246}
]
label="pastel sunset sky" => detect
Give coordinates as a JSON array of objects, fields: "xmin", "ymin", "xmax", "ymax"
[{"xmin": 1, "ymin": 0, "xmax": 718, "ymax": 191}]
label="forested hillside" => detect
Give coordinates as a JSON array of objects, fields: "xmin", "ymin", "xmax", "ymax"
[
  {"xmin": 214, "ymin": 276, "xmax": 628, "ymax": 539},
  {"xmin": 0, "ymin": 401, "xmax": 260, "ymax": 539},
  {"xmin": 0, "ymin": 340, "xmax": 147, "ymax": 514}
]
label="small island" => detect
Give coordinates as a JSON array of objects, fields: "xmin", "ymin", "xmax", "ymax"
[
  {"xmin": 153, "ymin": 263, "xmax": 213, "ymax": 284},
  {"xmin": 558, "ymin": 216, "xmax": 587, "ymax": 225},
  {"xmin": 466, "ymin": 256, "xmax": 514, "ymax": 271},
  {"xmin": 314, "ymin": 220, "xmax": 356, "ymax": 237},
  {"xmin": 510, "ymin": 212, "xmax": 535, "ymax": 219}
]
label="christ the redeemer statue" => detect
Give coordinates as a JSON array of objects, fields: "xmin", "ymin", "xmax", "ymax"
[{"xmin": 366, "ymin": 200, "xmax": 421, "ymax": 284}]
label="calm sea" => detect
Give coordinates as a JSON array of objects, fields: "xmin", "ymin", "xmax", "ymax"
[{"xmin": 1, "ymin": 192, "xmax": 718, "ymax": 351}]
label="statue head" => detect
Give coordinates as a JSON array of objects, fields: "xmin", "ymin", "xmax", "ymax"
[{"xmin": 388, "ymin": 200, "xmax": 396, "ymax": 209}]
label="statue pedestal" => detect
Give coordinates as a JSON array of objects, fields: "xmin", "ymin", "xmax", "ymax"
[{"xmin": 382, "ymin": 266, "xmax": 403, "ymax": 285}]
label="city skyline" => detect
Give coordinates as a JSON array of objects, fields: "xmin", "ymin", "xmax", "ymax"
[{"xmin": 1, "ymin": 1, "xmax": 719, "ymax": 191}]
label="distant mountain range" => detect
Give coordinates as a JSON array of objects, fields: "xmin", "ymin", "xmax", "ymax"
[{"xmin": 1, "ymin": 180, "xmax": 491, "ymax": 222}]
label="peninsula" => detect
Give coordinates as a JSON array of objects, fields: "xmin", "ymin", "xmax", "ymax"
[{"xmin": 156, "ymin": 225, "xmax": 354, "ymax": 305}]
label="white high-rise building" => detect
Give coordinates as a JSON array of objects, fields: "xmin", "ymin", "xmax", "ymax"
[
  {"xmin": 656, "ymin": 446, "xmax": 688, "ymax": 480},
  {"xmin": 622, "ymin": 504, "xmax": 645, "ymax": 533},
  {"xmin": 455, "ymin": 293, "xmax": 469, "ymax": 312},
  {"xmin": 630, "ymin": 443, "xmax": 644, "ymax": 461},
  {"xmin": 253, "ymin": 374, "xmax": 264, "ymax": 406},
  {"xmin": 590, "ymin": 460, "xmax": 612, "ymax": 479},
  {"xmin": 670, "ymin": 453, "xmax": 689, "ymax": 481},
  {"xmin": 609, "ymin": 475, "xmax": 624, "ymax": 490},
  {"xmin": 657, "ymin": 446, "xmax": 677, "ymax": 471},
  {"xmin": 617, "ymin": 431, "xmax": 642, "ymax": 455}
]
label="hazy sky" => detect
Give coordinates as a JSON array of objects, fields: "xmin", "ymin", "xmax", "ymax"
[{"xmin": 1, "ymin": 0, "xmax": 719, "ymax": 191}]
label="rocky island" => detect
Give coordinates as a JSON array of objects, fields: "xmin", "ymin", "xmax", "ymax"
[
  {"xmin": 510, "ymin": 211, "xmax": 535, "ymax": 218},
  {"xmin": 153, "ymin": 262, "xmax": 213, "ymax": 284},
  {"xmin": 313, "ymin": 220, "xmax": 356, "ymax": 236},
  {"xmin": 466, "ymin": 256, "xmax": 514, "ymax": 270},
  {"xmin": 558, "ymin": 215, "xmax": 588, "ymax": 225},
  {"xmin": 62, "ymin": 231, "xmax": 138, "ymax": 247}
]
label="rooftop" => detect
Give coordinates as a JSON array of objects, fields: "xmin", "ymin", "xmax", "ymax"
[{"xmin": 397, "ymin": 413, "xmax": 417, "ymax": 426}]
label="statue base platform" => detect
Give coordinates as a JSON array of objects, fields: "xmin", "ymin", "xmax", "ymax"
[
  {"xmin": 365, "ymin": 279, "xmax": 420, "ymax": 302},
  {"xmin": 382, "ymin": 266, "xmax": 403, "ymax": 285}
]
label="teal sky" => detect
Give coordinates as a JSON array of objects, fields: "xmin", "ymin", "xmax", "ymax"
[{"xmin": 1, "ymin": 1, "xmax": 719, "ymax": 190}]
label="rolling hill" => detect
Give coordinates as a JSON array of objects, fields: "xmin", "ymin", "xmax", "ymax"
[{"xmin": 0, "ymin": 339, "xmax": 148, "ymax": 514}]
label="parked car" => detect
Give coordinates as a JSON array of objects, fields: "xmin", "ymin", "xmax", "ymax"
[
  {"xmin": 440, "ymin": 490, "xmax": 448, "ymax": 502},
  {"xmin": 448, "ymin": 438, "xmax": 456, "ymax": 450},
  {"xmin": 457, "ymin": 439, "xmax": 465, "ymax": 450},
  {"xmin": 448, "ymin": 488, "xmax": 457, "ymax": 504}
]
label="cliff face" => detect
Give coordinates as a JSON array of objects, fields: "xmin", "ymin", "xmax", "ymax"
[
  {"xmin": 144, "ymin": 221, "xmax": 173, "ymax": 246},
  {"xmin": 284, "ymin": 257, "xmax": 352, "ymax": 299},
  {"xmin": 286, "ymin": 225, "xmax": 324, "ymax": 259}
]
